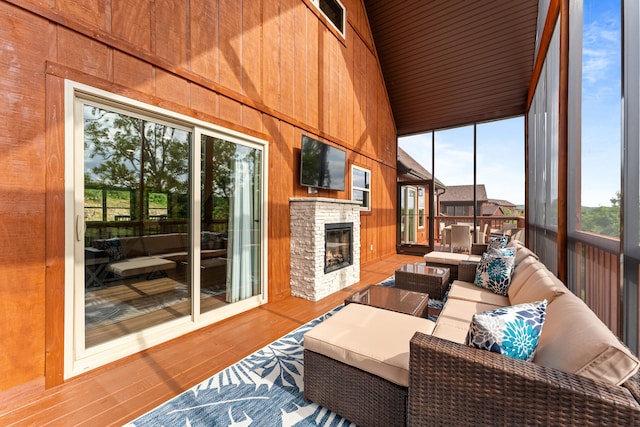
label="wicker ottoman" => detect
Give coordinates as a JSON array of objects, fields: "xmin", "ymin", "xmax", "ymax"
[{"xmin": 395, "ymin": 263, "xmax": 450, "ymax": 300}]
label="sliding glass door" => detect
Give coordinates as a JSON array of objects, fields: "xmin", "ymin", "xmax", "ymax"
[
  {"xmin": 66, "ymin": 81, "xmax": 267, "ymax": 378},
  {"xmin": 82, "ymin": 104, "xmax": 192, "ymax": 349}
]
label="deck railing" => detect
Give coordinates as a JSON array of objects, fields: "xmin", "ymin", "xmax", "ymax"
[
  {"xmin": 568, "ymin": 232, "xmax": 622, "ymax": 338},
  {"xmin": 434, "ymin": 215, "xmax": 525, "ymax": 243}
]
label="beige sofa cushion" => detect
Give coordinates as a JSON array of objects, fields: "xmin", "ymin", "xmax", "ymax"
[
  {"xmin": 432, "ymin": 322, "xmax": 472, "ymax": 345},
  {"xmin": 107, "ymin": 256, "xmax": 176, "ymax": 277},
  {"xmin": 434, "ymin": 298, "xmax": 502, "ymax": 344},
  {"xmin": 424, "ymin": 251, "xmax": 472, "ymax": 266},
  {"xmin": 515, "ymin": 245, "xmax": 539, "ymax": 266},
  {"xmin": 533, "ymin": 292, "xmax": 640, "ymax": 385},
  {"xmin": 304, "ymin": 303, "xmax": 435, "ymax": 387},
  {"xmin": 509, "ymin": 267, "xmax": 567, "ymax": 306},
  {"xmin": 507, "ymin": 256, "xmax": 547, "ymax": 300},
  {"xmin": 446, "ymin": 280, "xmax": 510, "ymax": 306}
]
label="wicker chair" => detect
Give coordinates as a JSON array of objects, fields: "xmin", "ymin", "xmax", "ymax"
[{"xmin": 449, "ymin": 224, "xmax": 471, "ymax": 253}]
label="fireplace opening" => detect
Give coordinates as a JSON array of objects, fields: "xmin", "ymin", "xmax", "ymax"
[{"xmin": 325, "ymin": 222, "xmax": 353, "ymax": 273}]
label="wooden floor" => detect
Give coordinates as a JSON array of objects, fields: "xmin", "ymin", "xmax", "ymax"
[{"xmin": 0, "ymin": 253, "xmax": 423, "ymax": 426}]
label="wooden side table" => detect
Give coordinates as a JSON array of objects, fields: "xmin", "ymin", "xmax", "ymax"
[{"xmin": 394, "ymin": 263, "xmax": 450, "ymax": 300}]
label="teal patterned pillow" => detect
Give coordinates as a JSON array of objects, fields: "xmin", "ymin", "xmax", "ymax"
[
  {"xmin": 488, "ymin": 236, "xmax": 509, "ymax": 250},
  {"xmin": 474, "ymin": 251, "xmax": 515, "ymax": 296},
  {"xmin": 466, "ymin": 300, "xmax": 547, "ymax": 361},
  {"xmin": 488, "ymin": 246, "xmax": 516, "ymax": 257}
]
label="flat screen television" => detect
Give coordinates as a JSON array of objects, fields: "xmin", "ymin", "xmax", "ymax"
[{"xmin": 300, "ymin": 135, "xmax": 346, "ymax": 191}]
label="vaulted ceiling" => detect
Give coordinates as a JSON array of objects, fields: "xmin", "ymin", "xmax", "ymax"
[{"xmin": 364, "ymin": 0, "xmax": 539, "ymax": 136}]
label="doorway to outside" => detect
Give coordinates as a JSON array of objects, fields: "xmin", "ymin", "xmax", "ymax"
[{"xmin": 65, "ymin": 81, "xmax": 268, "ymax": 378}]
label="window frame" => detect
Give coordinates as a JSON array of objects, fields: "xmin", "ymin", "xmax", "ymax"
[
  {"xmin": 351, "ymin": 164, "xmax": 371, "ymax": 211},
  {"xmin": 309, "ymin": 0, "xmax": 346, "ymax": 38}
]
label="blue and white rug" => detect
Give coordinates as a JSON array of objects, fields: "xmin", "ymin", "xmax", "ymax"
[
  {"xmin": 125, "ymin": 306, "xmax": 354, "ymax": 427},
  {"xmin": 127, "ymin": 277, "xmax": 444, "ymax": 426}
]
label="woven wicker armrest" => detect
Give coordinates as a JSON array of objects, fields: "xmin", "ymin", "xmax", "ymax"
[
  {"xmin": 408, "ymin": 332, "xmax": 640, "ymax": 426},
  {"xmin": 471, "ymin": 243, "xmax": 488, "ymax": 255},
  {"xmin": 457, "ymin": 261, "xmax": 478, "ymax": 283}
]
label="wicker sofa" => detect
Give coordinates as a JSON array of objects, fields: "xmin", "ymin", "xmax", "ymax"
[
  {"xmin": 92, "ymin": 232, "xmax": 226, "ymax": 279},
  {"xmin": 303, "ymin": 241, "xmax": 640, "ymax": 426}
]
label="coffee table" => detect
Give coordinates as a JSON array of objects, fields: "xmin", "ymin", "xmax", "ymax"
[
  {"xmin": 345, "ymin": 285, "xmax": 429, "ymax": 318},
  {"xmin": 394, "ymin": 263, "xmax": 450, "ymax": 300}
]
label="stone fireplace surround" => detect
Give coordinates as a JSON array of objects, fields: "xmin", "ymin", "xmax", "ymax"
[{"xmin": 290, "ymin": 197, "xmax": 361, "ymax": 301}]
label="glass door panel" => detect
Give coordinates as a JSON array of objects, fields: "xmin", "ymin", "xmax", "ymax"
[
  {"xmin": 200, "ymin": 135, "xmax": 262, "ymax": 313},
  {"xmin": 401, "ymin": 186, "xmax": 417, "ymax": 244},
  {"xmin": 82, "ymin": 105, "xmax": 191, "ymax": 348}
]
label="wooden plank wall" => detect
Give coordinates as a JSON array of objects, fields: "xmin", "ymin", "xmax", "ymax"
[{"xmin": 0, "ymin": 0, "xmax": 398, "ymax": 392}]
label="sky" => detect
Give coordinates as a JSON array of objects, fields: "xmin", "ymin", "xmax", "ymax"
[
  {"xmin": 399, "ymin": 117, "xmax": 526, "ymax": 206},
  {"xmin": 400, "ymin": 0, "xmax": 621, "ymax": 208}
]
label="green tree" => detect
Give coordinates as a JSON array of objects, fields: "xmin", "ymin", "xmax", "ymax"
[
  {"xmin": 580, "ymin": 192, "xmax": 620, "ymax": 238},
  {"xmin": 84, "ymin": 106, "xmax": 189, "ymax": 193}
]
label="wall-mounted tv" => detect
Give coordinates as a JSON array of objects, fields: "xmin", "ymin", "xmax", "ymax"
[{"xmin": 300, "ymin": 135, "xmax": 346, "ymax": 191}]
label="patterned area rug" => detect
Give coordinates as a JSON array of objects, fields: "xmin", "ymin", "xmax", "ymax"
[
  {"xmin": 125, "ymin": 306, "xmax": 354, "ymax": 427},
  {"xmin": 126, "ymin": 279, "xmax": 444, "ymax": 426},
  {"xmin": 85, "ymin": 286, "xmax": 224, "ymax": 328}
]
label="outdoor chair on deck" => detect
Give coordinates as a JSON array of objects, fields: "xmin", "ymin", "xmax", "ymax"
[
  {"xmin": 450, "ymin": 224, "xmax": 471, "ymax": 253},
  {"xmin": 507, "ymin": 227, "xmax": 524, "ymax": 242},
  {"xmin": 439, "ymin": 222, "xmax": 448, "ymax": 251},
  {"xmin": 476, "ymin": 223, "xmax": 488, "ymax": 244}
]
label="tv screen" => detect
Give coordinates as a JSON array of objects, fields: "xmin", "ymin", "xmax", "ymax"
[{"xmin": 300, "ymin": 135, "xmax": 346, "ymax": 191}]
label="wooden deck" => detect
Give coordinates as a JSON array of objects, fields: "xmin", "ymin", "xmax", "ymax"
[{"xmin": 0, "ymin": 254, "xmax": 423, "ymax": 426}]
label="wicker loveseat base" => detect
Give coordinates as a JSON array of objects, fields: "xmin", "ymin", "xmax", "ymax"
[
  {"xmin": 408, "ymin": 333, "xmax": 640, "ymax": 426},
  {"xmin": 304, "ymin": 349, "xmax": 407, "ymax": 427}
]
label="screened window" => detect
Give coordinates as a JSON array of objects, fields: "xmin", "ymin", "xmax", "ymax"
[{"xmin": 351, "ymin": 165, "xmax": 371, "ymax": 211}]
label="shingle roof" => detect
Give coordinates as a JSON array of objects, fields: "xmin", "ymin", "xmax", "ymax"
[
  {"xmin": 439, "ymin": 184, "xmax": 488, "ymax": 203},
  {"xmin": 487, "ymin": 198, "xmax": 517, "ymax": 208}
]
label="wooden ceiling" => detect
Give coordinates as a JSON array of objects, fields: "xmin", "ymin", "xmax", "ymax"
[{"xmin": 364, "ymin": 0, "xmax": 539, "ymax": 136}]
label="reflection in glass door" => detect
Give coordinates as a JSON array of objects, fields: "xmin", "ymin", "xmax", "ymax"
[
  {"xmin": 401, "ymin": 186, "xmax": 417, "ymax": 244},
  {"xmin": 200, "ymin": 136, "xmax": 262, "ymax": 313},
  {"xmin": 82, "ymin": 104, "xmax": 191, "ymax": 348}
]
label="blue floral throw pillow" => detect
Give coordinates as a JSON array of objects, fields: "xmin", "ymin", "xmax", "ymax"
[
  {"xmin": 465, "ymin": 300, "xmax": 547, "ymax": 361},
  {"xmin": 488, "ymin": 246, "xmax": 516, "ymax": 257},
  {"xmin": 488, "ymin": 236, "xmax": 509, "ymax": 250},
  {"xmin": 474, "ymin": 251, "xmax": 516, "ymax": 296}
]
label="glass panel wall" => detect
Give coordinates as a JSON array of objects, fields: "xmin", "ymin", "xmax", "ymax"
[
  {"xmin": 476, "ymin": 118, "xmax": 525, "ymax": 243},
  {"xmin": 83, "ymin": 104, "xmax": 191, "ymax": 348},
  {"xmin": 528, "ymin": 20, "xmax": 560, "ymax": 273},
  {"xmin": 578, "ymin": 0, "xmax": 622, "ymax": 238}
]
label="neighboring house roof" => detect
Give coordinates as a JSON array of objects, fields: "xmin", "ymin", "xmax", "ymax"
[
  {"xmin": 397, "ymin": 147, "xmax": 446, "ymax": 189},
  {"xmin": 439, "ymin": 184, "xmax": 488, "ymax": 203},
  {"xmin": 487, "ymin": 198, "xmax": 517, "ymax": 208},
  {"xmin": 482, "ymin": 205, "xmax": 506, "ymax": 216}
]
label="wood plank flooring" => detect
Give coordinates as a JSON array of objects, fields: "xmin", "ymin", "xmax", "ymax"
[{"xmin": 0, "ymin": 254, "xmax": 423, "ymax": 426}]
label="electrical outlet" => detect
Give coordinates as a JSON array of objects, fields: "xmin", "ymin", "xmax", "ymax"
[{"xmin": 370, "ymin": 244, "xmax": 374, "ymax": 251}]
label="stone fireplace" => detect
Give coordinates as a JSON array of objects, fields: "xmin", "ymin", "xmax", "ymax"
[{"xmin": 290, "ymin": 198, "xmax": 361, "ymax": 301}]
